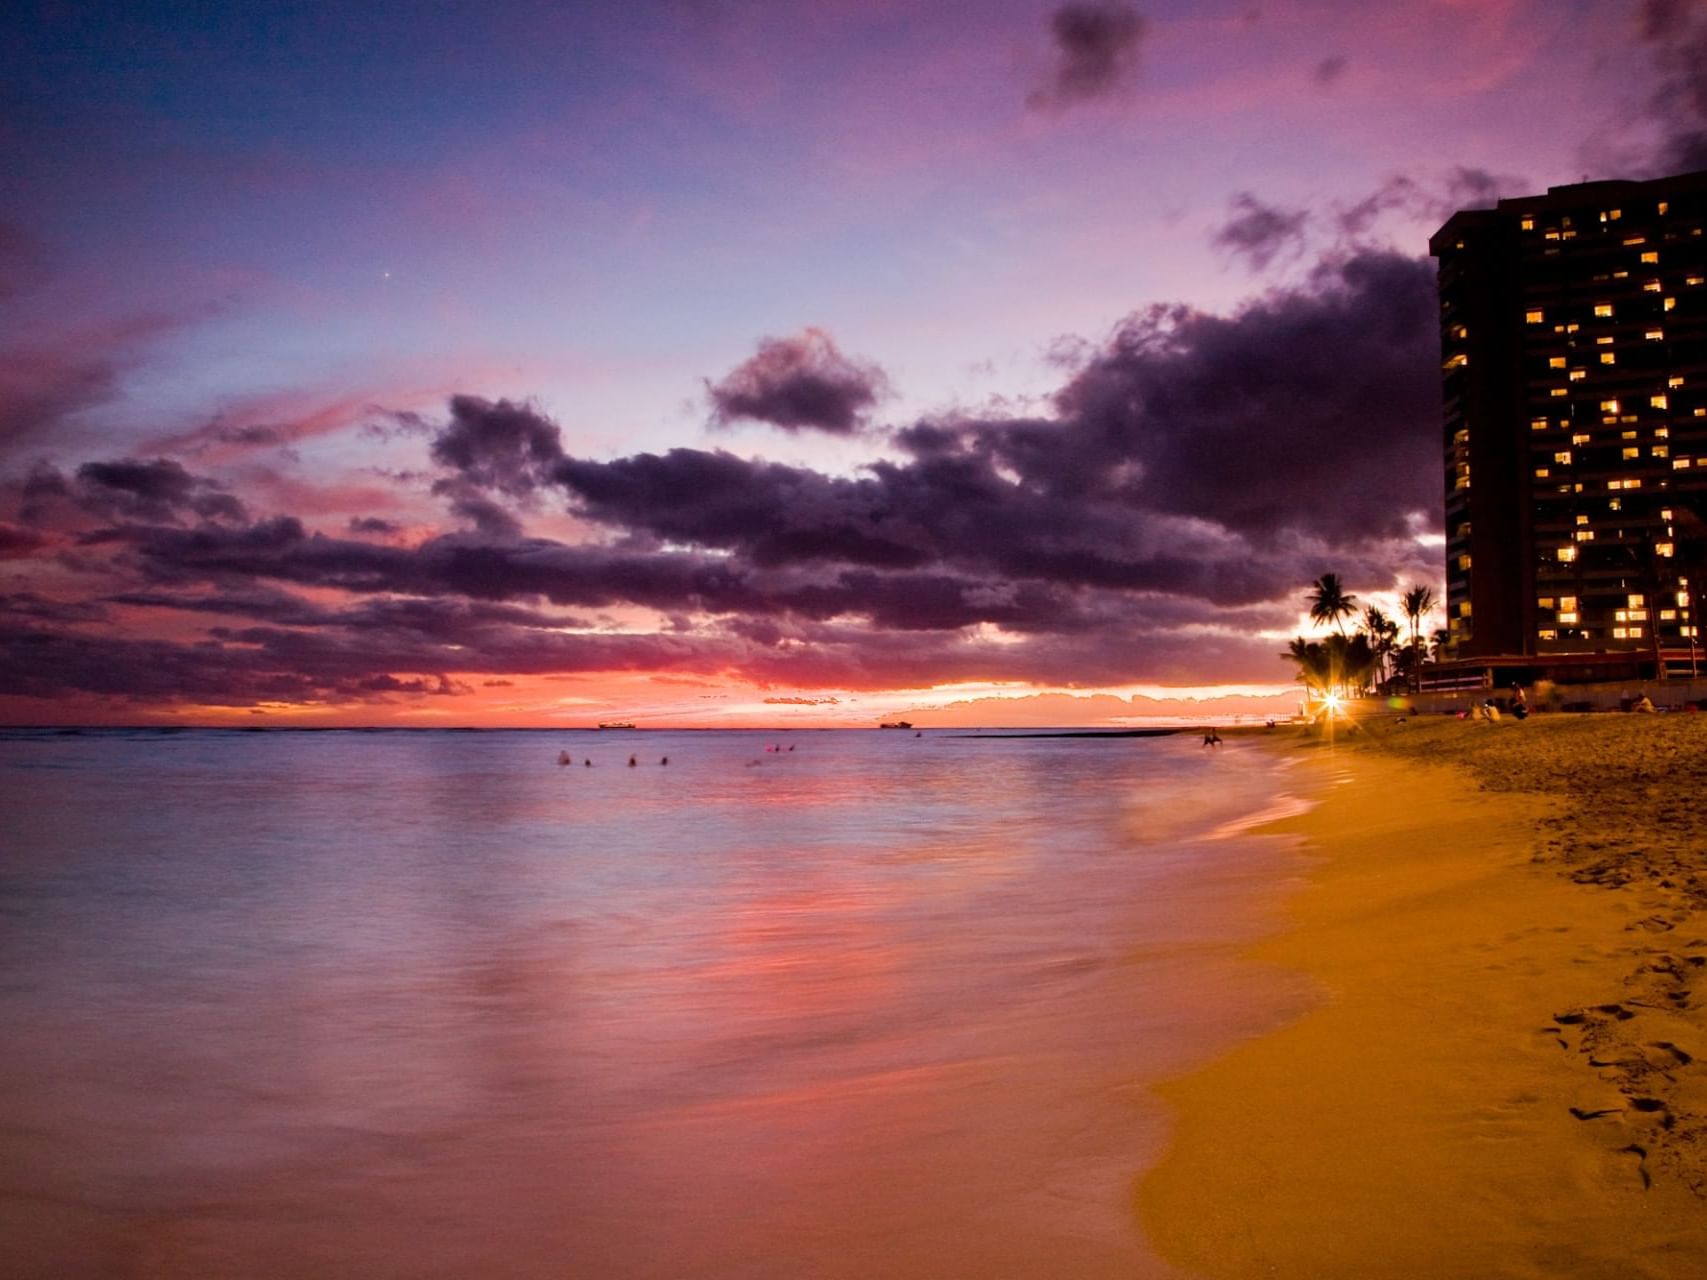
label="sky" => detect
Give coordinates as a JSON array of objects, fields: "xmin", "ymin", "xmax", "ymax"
[{"xmin": 3, "ymin": 0, "xmax": 1706, "ymax": 727}]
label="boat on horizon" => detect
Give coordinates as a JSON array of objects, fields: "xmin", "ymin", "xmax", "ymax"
[
  {"xmin": 596, "ymin": 721, "xmax": 637, "ymax": 730},
  {"xmin": 878, "ymin": 721, "xmax": 913, "ymax": 730}
]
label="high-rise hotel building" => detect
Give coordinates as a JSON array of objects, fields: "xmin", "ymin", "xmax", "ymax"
[{"xmin": 1431, "ymin": 170, "xmax": 1707, "ymax": 677}]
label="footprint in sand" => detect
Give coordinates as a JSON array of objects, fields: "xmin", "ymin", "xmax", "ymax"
[{"xmin": 1621, "ymin": 1143, "xmax": 1652, "ymax": 1190}]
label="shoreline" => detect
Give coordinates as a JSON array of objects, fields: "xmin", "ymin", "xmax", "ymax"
[{"xmin": 1138, "ymin": 715, "xmax": 1707, "ymax": 1278}]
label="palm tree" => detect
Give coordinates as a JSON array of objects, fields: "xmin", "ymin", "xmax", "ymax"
[
  {"xmin": 1284, "ymin": 637, "xmax": 1332, "ymax": 697},
  {"xmin": 1285, "ymin": 633, "xmax": 1378, "ymax": 700},
  {"xmin": 1429, "ymin": 627, "xmax": 1451, "ymax": 663},
  {"xmin": 1329, "ymin": 631, "xmax": 1379, "ymax": 697},
  {"xmin": 1400, "ymin": 584, "xmax": 1436, "ymax": 689},
  {"xmin": 1308, "ymin": 574, "xmax": 1358, "ymax": 636},
  {"xmin": 1361, "ymin": 605, "xmax": 1399, "ymax": 689}
]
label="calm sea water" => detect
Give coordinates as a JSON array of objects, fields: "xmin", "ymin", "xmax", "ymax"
[{"xmin": 0, "ymin": 728, "xmax": 1313, "ymax": 1279}]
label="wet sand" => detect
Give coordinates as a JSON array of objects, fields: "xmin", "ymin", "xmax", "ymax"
[{"xmin": 1140, "ymin": 713, "xmax": 1707, "ymax": 1279}]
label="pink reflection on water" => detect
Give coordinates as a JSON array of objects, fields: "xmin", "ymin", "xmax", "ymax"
[{"xmin": 0, "ymin": 730, "xmax": 1313, "ymax": 1278}]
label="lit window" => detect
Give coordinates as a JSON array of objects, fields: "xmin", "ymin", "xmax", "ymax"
[
  {"xmin": 1526, "ymin": 309, "xmax": 1544, "ymax": 324},
  {"xmin": 1575, "ymin": 529, "xmax": 1595, "ymax": 541},
  {"xmin": 1647, "ymin": 329, "xmax": 1665, "ymax": 340},
  {"xmin": 1595, "ymin": 303, "xmax": 1614, "ymax": 317},
  {"xmin": 1444, "ymin": 353, "xmax": 1468, "ymax": 370},
  {"xmin": 1657, "ymin": 427, "xmax": 1670, "ymax": 437},
  {"xmin": 1669, "ymin": 376, "xmax": 1684, "ymax": 387},
  {"xmin": 1532, "ymin": 417, "xmax": 1551, "ymax": 431},
  {"xmin": 1660, "ymin": 201, "xmax": 1670, "ymax": 215},
  {"xmin": 1561, "ymin": 596, "xmax": 1578, "ymax": 610},
  {"xmin": 1610, "ymin": 498, "xmax": 1623, "ymax": 510},
  {"xmin": 1558, "ymin": 611, "xmax": 1579, "ymax": 625},
  {"xmin": 1689, "ymin": 276, "xmax": 1705, "ymax": 286},
  {"xmin": 1658, "ymin": 543, "xmax": 1675, "ymax": 557},
  {"xmin": 1641, "ymin": 251, "xmax": 1659, "ymax": 263},
  {"xmin": 1566, "ymin": 323, "xmax": 1580, "ymax": 333},
  {"xmin": 1538, "ymin": 597, "xmax": 1555, "ymax": 609},
  {"xmin": 1662, "ymin": 609, "xmax": 1677, "ymax": 620},
  {"xmin": 1654, "ymin": 444, "xmax": 1670, "ymax": 458},
  {"xmin": 1549, "ymin": 356, "xmax": 1567, "ymax": 368},
  {"xmin": 1629, "ymin": 594, "xmax": 1645, "ymax": 607},
  {"xmin": 1599, "ymin": 353, "xmax": 1616, "ymax": 365},
  {"xmin": 1665, "ymin": 297, "xmax": 1676, "ymax": 311},
  {"xmin": 1535, "ymin": 467, "xmax": 1551, "ymax": 478},
  {"xmin": 1675, "ymin": 458, "xmax": 1693, "ymax": 469},
  {"xmin": 1521, "ymin": 217, "xmax": 1535, "ymax": 231},
  {"xmin": 1551, "ymin": 387, "xmax": 1568, "ymax": 397},
  {"xmin": 1644, "ymin": 280, "xmax": 1663, "ymax": 292},
  {"xmin": 1652, "ymin": 394, "xmax": 1669, "ymax": 409},
  {"xmin": 1558, "ymin": 546, "xmax": 1577, "ymax": 561},
  {"xmin": 1572, "ymin": 433, "xmax": 1591, "ymax": 445},
  {"xmin": 1575, "ymin": 514, "xmax": 1589, "ymax": 525},
  {"xmin": 1538, "ymin": 629, "xmax": 1558, "ymax": 640},
  {"xmin": 1571, "ymin": 369, "xmax": 1587, "ymax": 380},
  {"xmin": 1601, "ymin": 399, "xmax": 1620, "ymax": 413},
  {"xmin": 1623, "ymin": 446, "xmax": 1641, "ymax": 459},
  {"xmin": 1555, "ymin": 450, "xmax": 1573, "ymax": 464}
]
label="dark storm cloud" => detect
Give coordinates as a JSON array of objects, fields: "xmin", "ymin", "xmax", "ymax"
[
  {"xmin": 1029, "ymin": 3, "xmax": 1146, "ymax": 110},
  {"xmin": 1211, "ymin": 193, "xmax": 1310, "ymax": 271},
  {"xmin": 1442, "ymin": 165, "xmax": 1527, "ymax": 210},
  {"xmin": 429, "ymin": 394, "xmax": 566, "ymax": 495},
  {"xmin": 74, "ymin": 458, "xmax": 248, "ymax": 524},
  {"xmin": 1637, "ymin": 0, "xmax": 1707, "ymax": 171},
  {"xmin": 0, "ymin": 522, "xmax": 45, "ymax": 558},
  {"xmin": 1045, "ymin": 251, "xmax": 1439, "ymax": 543},
  {"xmin": 0, "ymin": 592, "xmax": 106, "ymax": 622},
  {"xmin": 349, "ymin": 515, "xmax": 400, "ymax": 535},
  {"xmin": 704, "ymin": 329, "xmax": 888, "ymax": 436},
  {"xmin": 1312, "ymin": 55, "xmax": 1348, "ymax": 86},
  {"xmin": 17, "ymin": 456, "xmax": 247, "ymax": 526}
]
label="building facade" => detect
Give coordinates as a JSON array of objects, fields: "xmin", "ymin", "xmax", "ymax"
[{"xmin": 1431, "ymin": 170, "xmax": 1707, "ymax": 677}]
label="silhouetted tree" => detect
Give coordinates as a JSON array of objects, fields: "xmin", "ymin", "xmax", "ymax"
[
  {"xmin": 1400, "ymin": 584, "xmax": 1436, "ymax": 690},
  {"xmin": 1362, "ymin": 605, "xmax": 1399, "ymax": 688},
  {"xmin": 1308, "ymin": 573, "xmax": 1358, "ymax": 636}
]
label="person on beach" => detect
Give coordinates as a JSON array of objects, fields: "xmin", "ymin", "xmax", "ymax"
[
  {"xmin": 1202, "ymin": 728, "xmax": 1223, "ymax": 747},
  {"xmin": 1633, "ymin": 693, "xmax": 1656, "ymax": 713},
  {"xmin": 1510, "ymin": 687, "xmax": 1528, "ymax": 720}
]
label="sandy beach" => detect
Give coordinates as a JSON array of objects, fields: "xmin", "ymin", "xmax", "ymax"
[{"xmin": 1140, "ymin": 713, "xmax": 1707, "ymax": 1279}]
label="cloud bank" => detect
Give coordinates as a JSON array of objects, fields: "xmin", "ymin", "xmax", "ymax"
[{"xmin": 0, "ymin": 251, "xmax": 1442, "ymax": 715}]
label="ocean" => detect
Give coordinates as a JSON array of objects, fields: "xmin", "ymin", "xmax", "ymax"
[{"xmin": 0, "ymin": 727, "xmax": 1315, "ymax": 1279}]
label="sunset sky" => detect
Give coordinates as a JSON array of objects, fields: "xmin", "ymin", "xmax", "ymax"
[{"xmin": 4, "ymin": 0, "xmax": 1705, "ymax": 726}]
